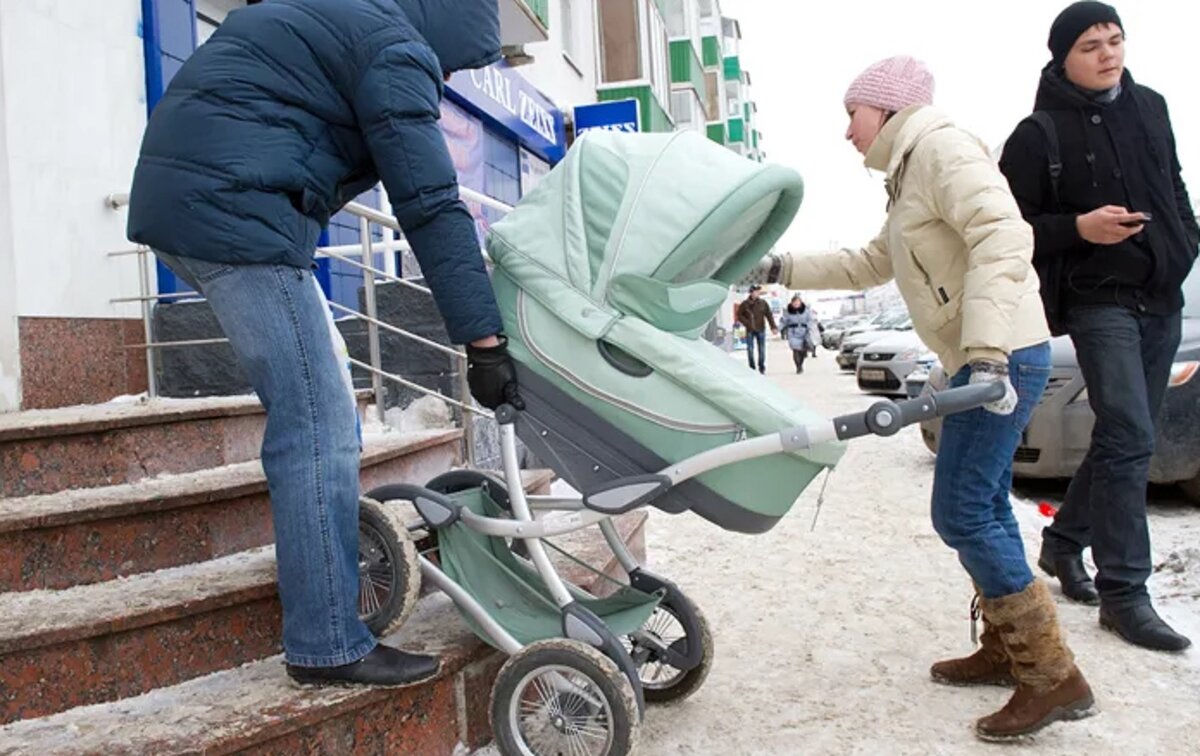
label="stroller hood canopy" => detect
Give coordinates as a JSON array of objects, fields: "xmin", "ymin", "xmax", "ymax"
[{"xmin": 488, "ymin": 130, "xmax": 804, "ymax": 338}]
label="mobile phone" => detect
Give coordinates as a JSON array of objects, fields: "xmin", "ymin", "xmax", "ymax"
[{"xmin": 1121, "ymin": 212, "xmax": 1153, "ymax": 228}]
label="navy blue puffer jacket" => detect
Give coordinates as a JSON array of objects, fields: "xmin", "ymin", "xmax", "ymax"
[{"xmin": 128, "ymin": 0, "xmax": 503, "ymax": 343}]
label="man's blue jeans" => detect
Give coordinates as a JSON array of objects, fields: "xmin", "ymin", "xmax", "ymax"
[
  {"xmin": 158, "ymin": 253, "xmax": 377, "ymax": 668},
  {"xmin": 1043, "ymin": 306, "xmax": 1182, "ymax": 608},
  {"xmin": 746, "ymin": 329, "xmax": 767, "ymax": 372},
  {"xmin": 931, "ymin": 343, "xmax": 1051, "ymax": 598}
]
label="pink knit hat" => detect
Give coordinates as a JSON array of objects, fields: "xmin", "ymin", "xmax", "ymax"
[{"xmin": 843, "ymin": 55, "xmax": 935, "ymax": 113}]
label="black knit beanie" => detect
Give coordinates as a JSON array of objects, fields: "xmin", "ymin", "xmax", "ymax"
[{"xmin": 1049, "ymin": 2, "xmax": 1123, "ymax": 64}]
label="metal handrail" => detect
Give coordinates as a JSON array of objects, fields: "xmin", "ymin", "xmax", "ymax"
[{"xmin": 106, "ymin": 186, "xmax": 515, "ymax": 465}]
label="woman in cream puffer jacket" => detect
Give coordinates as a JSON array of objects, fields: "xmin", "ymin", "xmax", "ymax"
[{"xmin": 758, "ymin": 56, "xmax": 1094, "ymax": 741}]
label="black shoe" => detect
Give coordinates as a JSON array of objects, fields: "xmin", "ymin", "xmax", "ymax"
[
  {"xmin": 1099, "ymin": 603, "xmax": 1192, "ymax": 652},
  {"xmin": 286, "ymin": 644, "xmax": 440, "ymax": 688},
  {"xmin": 1037, "ymin": 545, "xmax": 1100, "ymax": 606}
]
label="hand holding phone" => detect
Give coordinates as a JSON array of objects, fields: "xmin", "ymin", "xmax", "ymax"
[{"xmin": 1120, "ymin": 212, "xmax": 1153, "ymax": 228}]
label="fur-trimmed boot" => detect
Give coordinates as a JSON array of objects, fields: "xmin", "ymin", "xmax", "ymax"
[
  {"xmin": 975, "ymin": 580, "xmax": 1096, "ymax": 741},
  {"xmin": 930, "ymin": 595, "xmax": 1014, "ymax": 688}
]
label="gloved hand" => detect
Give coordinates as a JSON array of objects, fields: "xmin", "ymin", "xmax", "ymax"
[
  {"xmin": 736, "ymin": 253, "xmax": 792, "ymax": 288},
  {"xmin": 968, "ymin": 359, "xmax": 1018, "ymax": 416},
  {"xmin": 466, "ymin": 336, "xmax": 525, "ymax": 410}
]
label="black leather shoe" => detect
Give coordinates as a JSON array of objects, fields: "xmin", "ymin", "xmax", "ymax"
[
  {"xmin": 286, "ymin": 644, "xmax": 440, "ymax": 688},
  {"xmin": 1100, "ymin": 603, "xmax": 1192, "ymax": 652},
  {"xmin": 1037, "ymin": 544, "xmax": 1100, "ymax": 605}
]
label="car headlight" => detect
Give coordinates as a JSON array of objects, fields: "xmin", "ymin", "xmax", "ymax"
[
  {"xmin": 1169, "ymin": 361, "xmax": 1199, "ymax": 386},
  {"xmin": 895, "ymin": 348, "xmax": 921, "ymax": 361}
]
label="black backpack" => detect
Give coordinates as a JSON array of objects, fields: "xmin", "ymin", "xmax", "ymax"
[{"xmin": 1019, "ymin": 111, "xmax": 1067, "ymax": 336}]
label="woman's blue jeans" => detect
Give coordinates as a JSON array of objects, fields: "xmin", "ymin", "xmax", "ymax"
[
  {"xmin": 930, "ymin": 343, "xmax": 1051, "ymax": 599},
  {"xmin": 158, "ymin": 253, "xmax": 377, "ymax": 667}
]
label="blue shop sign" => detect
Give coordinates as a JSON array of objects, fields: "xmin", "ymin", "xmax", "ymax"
[
  {"xmin": 574, "ymin": 99, "xmax": 640, "ymax": 136},
  {"xmin": 446, "ymin": 62, "xmax": 566, "ymax": 163}
]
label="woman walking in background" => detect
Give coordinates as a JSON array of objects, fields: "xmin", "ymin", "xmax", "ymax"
[{"xmin": 778, "ymin": 295, "xmax": 814, "ymax": 373}]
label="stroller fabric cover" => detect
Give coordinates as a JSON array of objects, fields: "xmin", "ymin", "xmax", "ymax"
[{"xmin": 487, "ymin": 130, "xmax": 845, "ymax": 533}]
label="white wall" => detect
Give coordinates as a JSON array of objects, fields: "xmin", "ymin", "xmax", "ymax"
[
  {"xmin": 0, "ymin": 0, "xmax": 148, "ymax": 329},
  {"xmin": 0, "ymin": 13, "xmax": 18, "ymax": 411},
  {"xmin": 520, "ymin": 0, "xmax": 598, "ymax": 112}
]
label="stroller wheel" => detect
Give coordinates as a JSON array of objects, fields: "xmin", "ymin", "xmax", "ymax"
[
  {"xmin": 357, "ymin": 496, "xmax": 422, "ymax": 637},
  {"xmin": 491, "ymin": 639, "xmax": 638, "ymax": 756},
  {"xmin": 624, "ymin": 597, "xmax": 713, "ymax": 705}
]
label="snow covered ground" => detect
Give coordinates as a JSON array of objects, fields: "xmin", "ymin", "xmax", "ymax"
[{"xmin": 478, "ymin": 338, "xmax": 1199, "ymax": 754}]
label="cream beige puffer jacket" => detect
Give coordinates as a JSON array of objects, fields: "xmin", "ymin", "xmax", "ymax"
[{"xmin": 782, "ymin": 106, "xmax": 1049, "ymax": 375}]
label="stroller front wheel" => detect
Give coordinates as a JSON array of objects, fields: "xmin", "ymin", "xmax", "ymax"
[
  {"xmin": 357, "ymin": 496, "xmax": 422, "ymax": 637},
  {"xmin": 490, "ymin": 638, "xmax": 639, "ymax": 756},
  {"xmin": 625, "ymin": 595, "xmax": 714, "ymax": 705}
]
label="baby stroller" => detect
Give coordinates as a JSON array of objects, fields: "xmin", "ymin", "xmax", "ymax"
[{"xmin": 354, "ymin": 131, "xmax": 1004, "ymax": 756}]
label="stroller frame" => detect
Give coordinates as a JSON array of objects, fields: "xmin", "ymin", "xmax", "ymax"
[{"xmin": 362, "ymin": 381, "xmax": 1004, "ymax": 755}]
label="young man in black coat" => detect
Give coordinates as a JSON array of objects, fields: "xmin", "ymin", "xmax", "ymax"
[{"xmin": 1000, "ymin": 1, "xmax": 1197, "ymax": 652}]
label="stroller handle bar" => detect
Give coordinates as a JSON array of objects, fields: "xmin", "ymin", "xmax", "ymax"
[
  {"xmin": 519, "ymin": 381, "xmax": 1006, "ymax": 516},
  {"xmin": 662, "ymin": 381, "xmax": 1004, "ymax": 485}
]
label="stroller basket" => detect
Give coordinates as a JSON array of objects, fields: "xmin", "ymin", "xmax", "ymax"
[{"xmin": 437, "ymin": 488, "xmax": 663, "ymax": 648}]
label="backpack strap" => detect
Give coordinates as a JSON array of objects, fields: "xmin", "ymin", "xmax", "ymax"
[{"xmin": 1024, "ymin": 111, "xmax": 1063, "ymax": 210}]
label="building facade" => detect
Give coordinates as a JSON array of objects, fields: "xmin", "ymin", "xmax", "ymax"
[{"xmin": 0, "ymin": 0, "xmax": 767, "ymax": 411}]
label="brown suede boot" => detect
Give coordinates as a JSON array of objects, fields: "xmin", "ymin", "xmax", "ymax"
[
  {"xmin": 975, "ymin": 580, "xmax": 1096, "ymax": 741},
  {"xmin": 930, "ymin": 621, "xmax": 1015, "ymax": 688}
]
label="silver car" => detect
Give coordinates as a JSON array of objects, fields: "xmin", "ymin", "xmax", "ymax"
[
  {"xmin": 837, "ymin": 315, "xmax": 914, "ymax": 371},
  {"xmin": 856, "ymin": 331, "xmax": 936, "ymax": 396}
]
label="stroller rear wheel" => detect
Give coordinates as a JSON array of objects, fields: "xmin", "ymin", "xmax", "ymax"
[
  {"xmin": 624, "ymin": 596, "xmax": 713, "ymax": 705},
  {"xmin": 491, "ymin": 638, "xmax": 639, "ymax": 756},
  {"xmin": 357, "ymin": 496, "xmax": 422, "ymax": 636}
]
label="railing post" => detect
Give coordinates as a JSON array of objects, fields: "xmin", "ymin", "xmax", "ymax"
[
  {"xmin": 138, "ymin": 248, "xmax": 158, "ymax": 399},
  {"xmin": 359, "ymin": 218, "xmax": 387, "ymax": 426},
  {"xmin": 459, "ymin": 368, "xmax": 477, "ymax": 468}
]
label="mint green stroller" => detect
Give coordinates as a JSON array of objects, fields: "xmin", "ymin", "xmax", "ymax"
[{"xmin": 355, "ymin": 131, "xmax": 1005, "ymax": 756}]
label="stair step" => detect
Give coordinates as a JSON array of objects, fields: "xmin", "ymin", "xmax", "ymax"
[
  {"xmin": 0, "ymin": 548, "xmax": 280, "ymax": 726},
  {"xmin": 0, "ymin": 594, "xmax": 496, "ymax": 755},
  {"xmin": 0, "ymin": 509, "xmax": 650, "ymax": 755},
  {"xmin": 0, "ymin": 468, "xmax": 562, "ymax": 726},
  {"xmin": 0, "ymin": 392, "xmax": 372, "ymax": 497},
  {"xmin": 0, "ymin": 430, "xmax": 462, "ymax": 592}
]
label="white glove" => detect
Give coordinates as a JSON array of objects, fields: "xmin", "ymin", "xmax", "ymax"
[
  {"xmin": 737, "ymin": 254, "xmax": 792, "ymax": 288},
  {"xmin": 969, "ymin": 359, "xmax": 1018, "ymax": 416}
]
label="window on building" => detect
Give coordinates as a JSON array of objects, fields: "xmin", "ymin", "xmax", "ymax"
[
  {"xmin": 646, "ymin": 2, "xmax": 670, "ymax": 111},
  {"xmin": 599, "ymin": 0, "xmax": 641, "ymax": 82},
  {"xmin": 704, "ymin": 71, "xmax": 720, "ymax": 121},
  {"xmin": 561, "ymin": 0, "xmax": 579, "ymax": 62},
  {"xmin": 671, "ymin": 90, "xmax": 693, "ymax": 127},
  {"xmin": 664, "ymin": 0, "xmax": 687, "ymax": 37}
]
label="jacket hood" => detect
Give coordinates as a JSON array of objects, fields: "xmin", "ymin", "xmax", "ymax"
[
  {"xmin": 864, "ymin": 105, "xmax": 956, "ymax": 177},
  {"xmin": 399, "ymin": 0, "xmax": 502, "ymax": 75},
  {"xmin": 1033, "ymin": 62, "xmax": 1135, "ymax": 111}
]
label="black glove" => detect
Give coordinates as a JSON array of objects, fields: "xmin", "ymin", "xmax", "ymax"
[{"xmin": 466, "ymin": 337, "xmax": 525, "ymax": 410}]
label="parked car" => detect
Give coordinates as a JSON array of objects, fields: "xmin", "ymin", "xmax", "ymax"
[
  {"xmin": 821, "ymin": 314, "xmax": 872, "ymax": 349},
  {"xmin": 836, "ymin": 314, "xmax": 913, "ymax": 371},
  {"xmin": 919, "ymin": 268, "xmax": 1200, "ymax": 500},
  {"xmin": 856, "ymin": 331, "xmax": 936, "ymax": 396},
  {"xmin": 832, "ymin": 309, "xmax": 906, "ymax": 350}
]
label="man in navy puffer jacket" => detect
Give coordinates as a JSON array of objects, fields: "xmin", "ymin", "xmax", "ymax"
[{"xmin": 128, "ymin": 0, "xmax": 522, "ymax": 687}]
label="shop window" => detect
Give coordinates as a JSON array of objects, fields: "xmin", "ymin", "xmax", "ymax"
[{"xmin": 599, "ymin": 0, "xmax": 641, "ymax": 82}]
